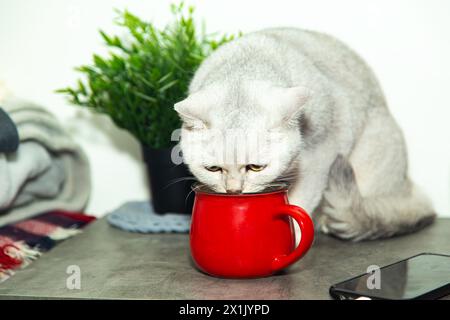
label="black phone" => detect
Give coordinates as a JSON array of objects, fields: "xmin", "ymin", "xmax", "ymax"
[{"xmin": 329, "ymin": 253, "xmax": 450, "ymax": 300}]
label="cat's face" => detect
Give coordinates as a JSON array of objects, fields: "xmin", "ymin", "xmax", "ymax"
[{"xmin": 175, "ymin": 81, "xmax": 309, "ymax": 193}]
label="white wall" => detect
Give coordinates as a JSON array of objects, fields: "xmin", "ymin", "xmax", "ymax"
[{"xmin": 0, "ymin": 0, "xmax": 449, "ymax": 217}]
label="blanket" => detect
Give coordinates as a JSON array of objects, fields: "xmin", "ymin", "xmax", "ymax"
[
  {"xmin": 0, "ymin": 96, "xmax": 91, "ymax": 226},
  {"xmin": 0, "ymin": 210, "xmax": 95, "ymax": 282}
]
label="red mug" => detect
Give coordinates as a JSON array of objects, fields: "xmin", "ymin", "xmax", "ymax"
[{"xmin": 190, "ymin": 185, "xmax": 314, "ymax": 278}]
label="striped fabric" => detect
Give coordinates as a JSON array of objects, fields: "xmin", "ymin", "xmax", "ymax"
[{"xmin": 0, "ymin": 211, "xmax": 95, "ymax": 282}]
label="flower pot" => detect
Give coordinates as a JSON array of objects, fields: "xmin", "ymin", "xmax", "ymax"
[{"xmin": 141, "ymin": 145, "xmax": 195, "ymax": 214}]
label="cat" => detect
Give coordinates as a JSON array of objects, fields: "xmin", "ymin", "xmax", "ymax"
[{"xmin": 174, "ymin": 28, "xmax": 435, "ymax": 241}]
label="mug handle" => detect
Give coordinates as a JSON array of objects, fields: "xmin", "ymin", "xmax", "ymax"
[{"xmin": 272, "ymin": 204, "xmax": 314, "ymax": 272}]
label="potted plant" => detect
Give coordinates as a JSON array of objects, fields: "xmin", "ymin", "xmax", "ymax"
[{"xmin": 58, "ymin": 2, "xmax": 237, "ymax": 214}]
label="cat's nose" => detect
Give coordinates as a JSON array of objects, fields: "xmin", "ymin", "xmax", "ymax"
[{"xmin": 226, "ymin": 178, "xmax": 242, "ymax": 193}]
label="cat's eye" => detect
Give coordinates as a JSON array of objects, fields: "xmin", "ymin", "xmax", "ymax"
[
  {"xmin": 246, "ymin": 164, "xmax": 266, "ymax": 172},
  {"xmin": 205, "ymin": 166, "xmax": 222, "ymax": 172}
]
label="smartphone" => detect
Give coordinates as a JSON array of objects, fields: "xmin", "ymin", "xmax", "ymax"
[{"xmin": 329, "ymin": 253, "xmax": 450, "ymax": 300}]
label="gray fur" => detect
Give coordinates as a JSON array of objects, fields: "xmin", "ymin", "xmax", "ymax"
[{"xmin": 175, "ymin": 28, "xmax": 436, "ymax": 241}]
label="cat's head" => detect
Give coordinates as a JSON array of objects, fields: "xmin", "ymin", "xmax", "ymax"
[{"xmin": 174, "ymin": 81, "xmax": 310, "ymax": 193}]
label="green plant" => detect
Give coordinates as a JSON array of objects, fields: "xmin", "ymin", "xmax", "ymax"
[{"xmin": 58, "ymin": 2, "xmax": 238, "ymax": 148}]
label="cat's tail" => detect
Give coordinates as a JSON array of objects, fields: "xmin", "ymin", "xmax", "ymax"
[{"xmin": 319, "ymin": 155, "xmax": 436, "ymax": 241}]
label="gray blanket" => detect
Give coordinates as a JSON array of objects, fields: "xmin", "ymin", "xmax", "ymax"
[{"xmin": 0, "ymin": 97, "xmax": 91, "ymax": 226}]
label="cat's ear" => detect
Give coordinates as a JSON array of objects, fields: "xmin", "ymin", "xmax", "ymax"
[
  {"xmin": 174, "ymin": 95, "xmax": 208, "ymax": 130},
  {"xmin": 279, "ymin": 86, "xmax": 311, "ymax": 127}
]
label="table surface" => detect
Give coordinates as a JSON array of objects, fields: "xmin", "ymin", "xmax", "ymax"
[{"xmin": 0, "ymin": 217, "xmax": 449, "ymax": 300}]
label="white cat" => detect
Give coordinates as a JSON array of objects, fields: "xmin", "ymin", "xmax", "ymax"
[{"xmin": 174, "ymin": 28, "xmax": 435, "ymax": 241}]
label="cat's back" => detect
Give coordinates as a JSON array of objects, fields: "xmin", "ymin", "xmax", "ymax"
[
  {"xmin": 191, "ymin": 27, "xmax": 384, "ymax": 106},
  {"xmin": 255, "ymin": 28, "xmax": 381, "ymax": 93}
]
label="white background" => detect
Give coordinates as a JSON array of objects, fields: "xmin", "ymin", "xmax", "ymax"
[{"xmin": 0, "ymin": 0, "xmax": 449, "ymax": 217}]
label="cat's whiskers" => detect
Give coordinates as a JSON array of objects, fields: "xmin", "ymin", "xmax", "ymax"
[
  {"xmin": 163, "ymin": 176, "xmax": 198, "ymax": 190},
  {"xmin": 184, "ymin": 183, "xmax": 203, "ymax": 207}
]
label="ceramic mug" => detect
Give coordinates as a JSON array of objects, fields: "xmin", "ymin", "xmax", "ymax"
[{"xmin": 190, "ymin": 185, "xmax": 314, "ymax": 278}]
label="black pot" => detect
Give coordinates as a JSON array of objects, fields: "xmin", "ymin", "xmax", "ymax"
[{"xmin": 141, "ymin": 145, "xmax": 195, "ymax": 214}]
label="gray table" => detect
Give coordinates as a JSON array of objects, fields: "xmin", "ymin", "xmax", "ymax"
[{"xmin": 0, "ymin": 217, "xmax": 449, "ymax": 299}]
